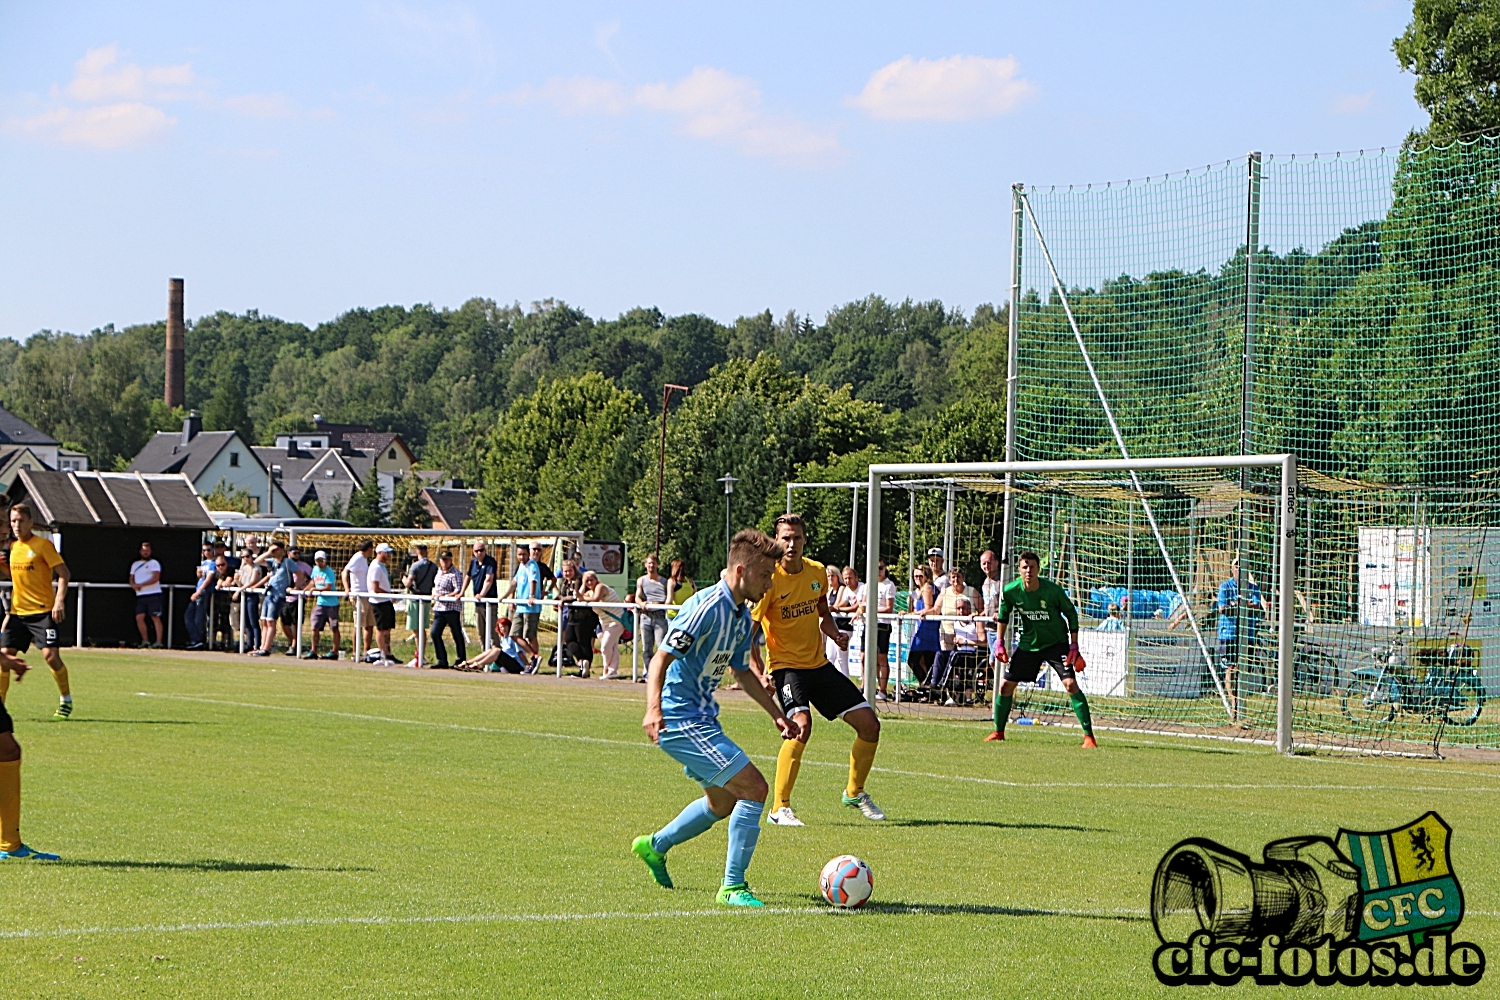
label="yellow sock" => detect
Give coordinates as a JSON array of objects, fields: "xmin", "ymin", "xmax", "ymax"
[
  {"xmin": 774, "ymin": 739, "xmax": 807, "ymax": 811},
  {"xmin": 846, "ymin": 737, "xmax": 878, "ymax": 798},
  {"xmin": 51, "ymin": 664, "xmax": 69, "ymax": 699},
  {"xmin": 0, "ymin": 759, "xmax": 19, "ymax": 852},
  {"xmin": 0, "ymin": 669, "xmax": 9, "ymax": 703}
]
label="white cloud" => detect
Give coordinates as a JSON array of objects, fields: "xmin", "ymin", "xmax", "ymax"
[
  {"xmin": 220, "ymin": 93, "xmax": 297, "ymax": 119},
  {"xmin": 510, "ymin": 67, "xmax": 842, "ymax": 168},
  {"xmin": 1333, "ymin": 91, "xmax": 1375, "ymax": 115},
  {"xmin": 63, "ymin": 43, "xmax": 197, "ymax": 102},
  {"xmin": 849, "ymin": 54, "xmax": 1033, "ymax": 121},
  {"xmin": 9, "ymin": 103, "xmax": 176, "ymax": 149},
  {"xmin": 594, "ymin": 20, "xmax": 622, "ymax": 72}
]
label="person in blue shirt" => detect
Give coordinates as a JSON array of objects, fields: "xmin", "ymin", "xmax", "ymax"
[
  {"xmin": 632, "ymin": 529, "xmax": 793, "ymax": 908},
  {"xmin": 509, "ymin": 543, "xmax": 547, "ymax": 663},
  {"xmin": 1217, "ymin": 557, "xmax": 1267, "ymax": 717}
]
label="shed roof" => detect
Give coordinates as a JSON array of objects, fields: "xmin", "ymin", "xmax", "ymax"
[{"xmin": 7, "ymin": 470, "xmax": 214, "ymax": 529}]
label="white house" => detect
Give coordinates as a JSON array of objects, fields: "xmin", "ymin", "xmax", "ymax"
[{"xmin": 127, "ymin": 413, "xmax": 297, "ymax": 515}]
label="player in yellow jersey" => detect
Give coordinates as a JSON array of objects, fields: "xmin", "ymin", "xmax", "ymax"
[
  {"xmin": 752, "ymin": 512, "xmax": 885, "ymax": 826},
  {"xmin": 0, "ymin": 503, "xmax": 74, "ymax": 720}
]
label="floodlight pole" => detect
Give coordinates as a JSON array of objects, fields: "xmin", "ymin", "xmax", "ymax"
[{"xmin": 654, "ymin": 384, "xmax": 691, "ymax": 560}]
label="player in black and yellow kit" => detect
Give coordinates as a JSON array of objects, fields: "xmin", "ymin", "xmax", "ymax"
[
  {"xmin": 987, "ymin": 550, "xmax": 1097, "ymax": 748},
  {"xmin": 752, "ymin": 513, "xmax": 885, "ymax": 826},
  {"xmin": 0, "ymin": 503, "xmax": 74, "ymax": 719}
]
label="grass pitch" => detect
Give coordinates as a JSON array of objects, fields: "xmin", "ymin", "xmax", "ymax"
[{"xmin": 0, "ymin": 650, "xmax": 1496, "ymax": 998}]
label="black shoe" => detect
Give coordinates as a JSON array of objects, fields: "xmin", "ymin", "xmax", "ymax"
[{"xmin": 186, "ymin": 643, "xmax": 205, "ymax": 651}]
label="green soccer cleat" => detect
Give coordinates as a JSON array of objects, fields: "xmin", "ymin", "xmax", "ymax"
[
  {"xmin": 842, "ymin": 791, "xmax": 886, "ymax": 821},
  {"xmin": 716, "ymin": 883, "xmax": 764, "ymax": 907},
  {"xmin": 0, "ymin": 844, "xmax": 59, "ymax": 860},
  {"xmin": 53, "ymin": 701, "xmax": 72, "ymax": 720},
  {"xmin": 631, "ymin": 835, "xmax": 673, "ymax": 888}
]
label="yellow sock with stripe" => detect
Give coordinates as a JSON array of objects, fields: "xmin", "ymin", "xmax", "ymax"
[
  {"xmin": 846, "ymin": 737, "xmax": 878, "ymax": 798},
  {"xmin": 774, "ymin": 739, "xmax": 806, "ymax": 811},
  {"xmin": 51, "ymin": 664, "xmax": 70, "ymax": 699},
  {"xmin": 0, "ymin": 669, "xmax": 9, "ymax": 703},
  {"xmin": 0, "ymin": 759, "xmax": 19, "ymax": 853}
]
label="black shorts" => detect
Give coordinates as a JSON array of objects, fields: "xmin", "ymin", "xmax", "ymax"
[
  {"xmin": 135, "ymin": 593, "xmax": 164, "ymax": 618},
  {"xmin": 772, "ymin": 662, "xmax": 870, "ymax": 721},
  {"xmin": 2, "ymin": 613, "xmax": 60, "ymax": 652},
  {"xmin": 279, "ymin": 601, "xmax": 299, "ymax": 626},
  {"xmin": 876, "ymin": 622, "xmax": 891, "ymax": 650},
  {"xmin": 371, "ymin": 601, "xmax": 396, "ymax": 631},
  {"xmin": 1005, "ymin": 640, "xmax": 1074, "ymax": 684}
]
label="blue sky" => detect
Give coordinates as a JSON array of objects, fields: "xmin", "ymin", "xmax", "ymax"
[{"xmin": 1, "ymin": 1, "xmax": 1425, "ymax": 340}]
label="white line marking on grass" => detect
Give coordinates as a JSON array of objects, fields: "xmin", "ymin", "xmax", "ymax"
[
  {"xmin": 135, "ymin": 693, "xmax": 1500, "ymax": 794},
  {"xmin": 0, "ymin": 903, "xmax": 1159, "ymax": 941}
]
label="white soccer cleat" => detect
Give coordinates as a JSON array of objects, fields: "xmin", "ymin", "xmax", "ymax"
[
  {"xmin": 767, "ymin": 806, "xmax": 804, "ymax": 827},
  {"xmin": 843, "ymin": 792, "xmax": 886, "ymax": 821}
]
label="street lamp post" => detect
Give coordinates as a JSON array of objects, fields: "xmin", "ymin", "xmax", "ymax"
[{"xmin": 717, "ymin": 474, "xmax": 739, "ymax": 562}]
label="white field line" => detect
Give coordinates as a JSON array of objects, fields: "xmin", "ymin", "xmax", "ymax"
[
  {"xmin": 0, "ymin": 903, "xmax": 1153, "ymax": 941},
  {"xmin": 134, "ymin": 693, "xmax": 1500, "ymax": 794}
]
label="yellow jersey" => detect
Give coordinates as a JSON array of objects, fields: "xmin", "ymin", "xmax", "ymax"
[
  {"xmin": 8, "ymin": 533, "xmax": 63, "ymax": 616},
  {"xmin": 752, "ymin": 556, "xmax": 829, "ymax": 671}
]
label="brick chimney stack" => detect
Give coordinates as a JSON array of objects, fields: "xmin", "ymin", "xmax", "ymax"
[{"xmin": 165, "ymin": 277, "xmax": 185, "ymax": 409}]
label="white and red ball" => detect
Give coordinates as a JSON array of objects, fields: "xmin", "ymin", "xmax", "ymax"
[{"xmin": 819, "ymin": 855, "xmax": 873, "ymax": 909}]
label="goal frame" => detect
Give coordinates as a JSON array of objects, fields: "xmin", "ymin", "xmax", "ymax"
[{"xmin": 862, "ymin": 454, "xmax": 1298, "ymax": 753}]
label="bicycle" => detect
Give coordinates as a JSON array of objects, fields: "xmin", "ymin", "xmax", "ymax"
[{"xmin": 1340, "ymin": 632, "xmax": 1486, "ymax": 728}]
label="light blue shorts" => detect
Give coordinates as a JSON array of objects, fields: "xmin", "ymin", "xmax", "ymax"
[{"xmin": 657, "ymin": 718, "xmax": 751, "ymax": 788}]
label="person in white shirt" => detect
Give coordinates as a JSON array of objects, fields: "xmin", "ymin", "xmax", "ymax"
[
  {"xmin": 823, "ymin": 564, "xmax": 850, "ymax": 676},
  {"xmin": 927, "ymin": 548, "xmax": 949, "ymax": 593},
  {"xmin": 343, "ymin": 539, "xmax": 374, "ymax": 655},
  {"xmin": 129, "ymin": 540, "xmax": 164, "ymax": 648},
  {"xmin": 849, "ymin": 560, "xmax": 898, "ymax": 701},
  {"xmin": 366, "ymin": 543, "xmax": 397, "ymax": 666}
]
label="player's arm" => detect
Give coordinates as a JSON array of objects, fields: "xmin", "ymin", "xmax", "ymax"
[
  {"xmin": 732, "ymin": 661, "xmax": 794, "ymax": 739},
  {"xmin": 1058, "ymin": 591, "xmax": 1085, "ymax": 669},
  {"xmin": 816, "ymin": 594, "xmax": 850, "ymax": 649},
  {"xmin": 641, "ymin": 646, "xmax": 672, "ymax": 743},
  {"xmin": 51, "ymin": 558, "xmax": 70, "ymax": 621},
  {"xmin": 993, "ymin": 593, "xmax": 1012, "ymax": 661}
]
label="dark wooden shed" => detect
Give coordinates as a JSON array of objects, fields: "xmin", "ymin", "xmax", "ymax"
[{"xmin": 5, "ymin": 470, "xmax": 214, "ymax": 647}]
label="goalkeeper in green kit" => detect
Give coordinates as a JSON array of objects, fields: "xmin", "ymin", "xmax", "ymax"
[{"xmin": 985, "ymin": 551, "xmax": 1097, "ymax": 748}]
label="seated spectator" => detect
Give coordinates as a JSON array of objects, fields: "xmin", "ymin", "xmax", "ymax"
[
  {"xmin": 457, "ymin": 616, "xmax": 535, "ymax": 674},
  {"xmin": 428, "ymin": 550, "xmax": 466, "ymax": 669},
  {"xmin": 929, "ymin": 595, "xmax": 987, "ymax": 704},
  {"xmin": 579, "ymin": 570, "xmax": 627, "ymax": 680},
  {"xmin": 130, "ymin": 540, "xmax": 165, "ymax": 649},
  {"xmin": 306, "ymin": 550, "xmax": 341, "ymax": 660}
]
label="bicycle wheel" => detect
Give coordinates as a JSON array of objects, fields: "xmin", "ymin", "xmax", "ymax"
[
  {"xmin": 1442, "ymin": 678, "xmax": 1485, "ymax": 727},
  {"xmin": 1341, "ymin": 678, "xmax": 1396, "ymax": 727}
]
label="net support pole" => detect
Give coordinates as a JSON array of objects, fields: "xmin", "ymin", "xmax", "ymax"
[
  {"xmin": 1001, "ymin": 182, "xmax": 1024, "ymax": 586},
  {"xmin": 1241, "ymin": 152, "xmax": 1262, "ymax": 469},
  {"xmin": 1021, "ymin": 192, "xmax": 1234, "ymax": 720},
  {"xmin": 864, "ymin": 469, "xmax": 882, "ymax": 706},
  {"xmin": 848, "ymin": 485, "xmax": 860, "ymax": 571},
  {"xmin": 1276, "ymin": 453, "xmax": 1297, "ymax": 754}
]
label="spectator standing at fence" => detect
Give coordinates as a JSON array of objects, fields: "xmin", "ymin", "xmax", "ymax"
[
  {"xmin": 277, "ymin": 547, "xmax": 312, "ymax": 655},
  {"xmin": 456, "ymin": 616, "xmax": 534, "ymax": 674},
  {"xmin": 343, "ymin": 540, "xmax": 374, "ymax": 656},
  {"xmin": 306, "ymin": 551, "xmax": 341, "ymax": 660},
  {"xmin": 508, "ymin": 543, "xmax": 545, "ymax": 668},
  {"xmin": 927, "ymin": 547, "xmax": 949, "ymax": 592},
  {"xmin": 130, "ymin": 540, "xmax": 165, "ymax": 649},
  {"xmin": 367, "ymin": 543, "xmax": 398, "ymax": 666},
  {"xmin": 210, "ymin": 555, "xmax": 236, "ymax": 651},
  {"xmin": 184, "ymin": 542, "xmax": 215, "ymax": 650},
  {"xmin": 907, "ymin": 566, "xmax": 941, "ymax": 686},
  {"xmin": 665, "ymin": 558, "xmax": 694, "ymax": 619},
  {"xmin": 555, "ymin": 559, "xmax": 585, "ymax": 669},
  {"xmin": 428, "ymin": 550, "xmax": 466, "ymax": 669},
  {"xmin": 634, "ymin": 554, "xmax": 669, "ymax": 663},
  {"xmin": 0, "ymin": 503, "xmax": 73, "ymax": 719},
  {"xmin": 403, "ymin": 544, "xmax": 436, "ymax": 646},
  {"xmin": 854, "ymin": 560, "xmax": 897, "ymax": 701},
  {"xmin": 823, "ymin": 564, "xmax": 850, "ymax": 675},
  {"xmin": 467, "ymin": 541, "xmax": 497, "ymax": 650},
  {"xmin": 235, "ymin": 546, "xmax": 263, "ymax": 651},
  {"xmin": 560, "ymin": 560, "xmax": 598, "ymax": 676},
  {"xmin": 250, "ymin": 542, "xmax": 292, "ymax": 657},
  {"xmin": 579, "ymin": 570, "xmax": 626, "ymax": 680}
]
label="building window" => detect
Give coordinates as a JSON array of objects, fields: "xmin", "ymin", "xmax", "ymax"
[
  {"xmin": 388, "ymin": 448, "xmax": 397, "ymax": 460},
  {"xmin": 230, "ymin": 452, "xmax": 240, "ymax": 467}
]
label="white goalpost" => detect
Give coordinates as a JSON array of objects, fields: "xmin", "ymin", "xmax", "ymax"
[{"xmin": 862, "ymin": 454, "xmax": 1298, "ymax": 754}]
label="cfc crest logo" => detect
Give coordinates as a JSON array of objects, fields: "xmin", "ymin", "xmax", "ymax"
[{"xmin": 1151, "ymin": 813, "xmax": 1484, "ymax": 987}]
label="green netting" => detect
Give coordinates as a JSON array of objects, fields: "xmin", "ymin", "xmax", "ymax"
[{"xmin": 1006, "ymin": 137, "xmax": 1500, "ymax": 753}]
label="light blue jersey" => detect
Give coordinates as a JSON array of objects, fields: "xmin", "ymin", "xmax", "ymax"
[{"xmin": 660, "ymin": 579, "xmax": 755, "ymax": 721}]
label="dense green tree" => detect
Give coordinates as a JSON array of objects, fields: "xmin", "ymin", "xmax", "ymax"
[
  {"xmin": 472, "ymin": 373, "xmax": 647, "ymax": 538},
  {"xmin": 389, "ymin": 473, "xmax": 434, "ymax": 529},
  {"xmin": 1395, "ymin": 0, "xmax": 1500, "ymax": 143},
  {"xmin": 347, "ymin": 474, "xmax": 387, "ymax": 528},
  {"xmin": 203, "ymin": 363, "xmax": 254, "ymax": 443}
]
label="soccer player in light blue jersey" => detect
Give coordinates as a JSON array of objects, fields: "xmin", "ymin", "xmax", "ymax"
[{"xmin": 633, "ymin": 529, "xmax": 794, "ymax": 907}]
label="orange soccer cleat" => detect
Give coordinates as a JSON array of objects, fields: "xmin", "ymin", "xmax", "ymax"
[
  {"xmin": 983, "ymin": 730, "xmax": 1005, "ymax": 742},
  {"xmin": 1081, "ymin": 734, "xmax": 1098, "ymax": 749}
]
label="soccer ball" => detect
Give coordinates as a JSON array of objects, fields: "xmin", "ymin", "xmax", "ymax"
[{"xmin": 819, "ymin": 855, "xmax": 873, "ymax": 909}]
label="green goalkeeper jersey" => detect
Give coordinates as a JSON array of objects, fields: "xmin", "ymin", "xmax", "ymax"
[{"xmin": 999, "ymin": 578, "xmax": 1078, "ymax": 652}]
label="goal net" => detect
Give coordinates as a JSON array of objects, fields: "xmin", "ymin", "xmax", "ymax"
[{"xmin": 858, "ymin": 459, "xmax": 1498, "ymax": 756}]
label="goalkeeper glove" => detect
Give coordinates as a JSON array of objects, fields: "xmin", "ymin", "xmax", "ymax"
[
  {"xmin": 1065, "ymin": 642, "xmax": 1086, "ymax": 672},
  {"xmin": 993, "ymin": 639, "xmax": 1009, "ymax": 663}
]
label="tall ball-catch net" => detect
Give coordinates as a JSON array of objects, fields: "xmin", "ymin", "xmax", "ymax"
[{"xmin": 1002, "ymin": 138, "xmax": 1500, "ymax": 754}]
